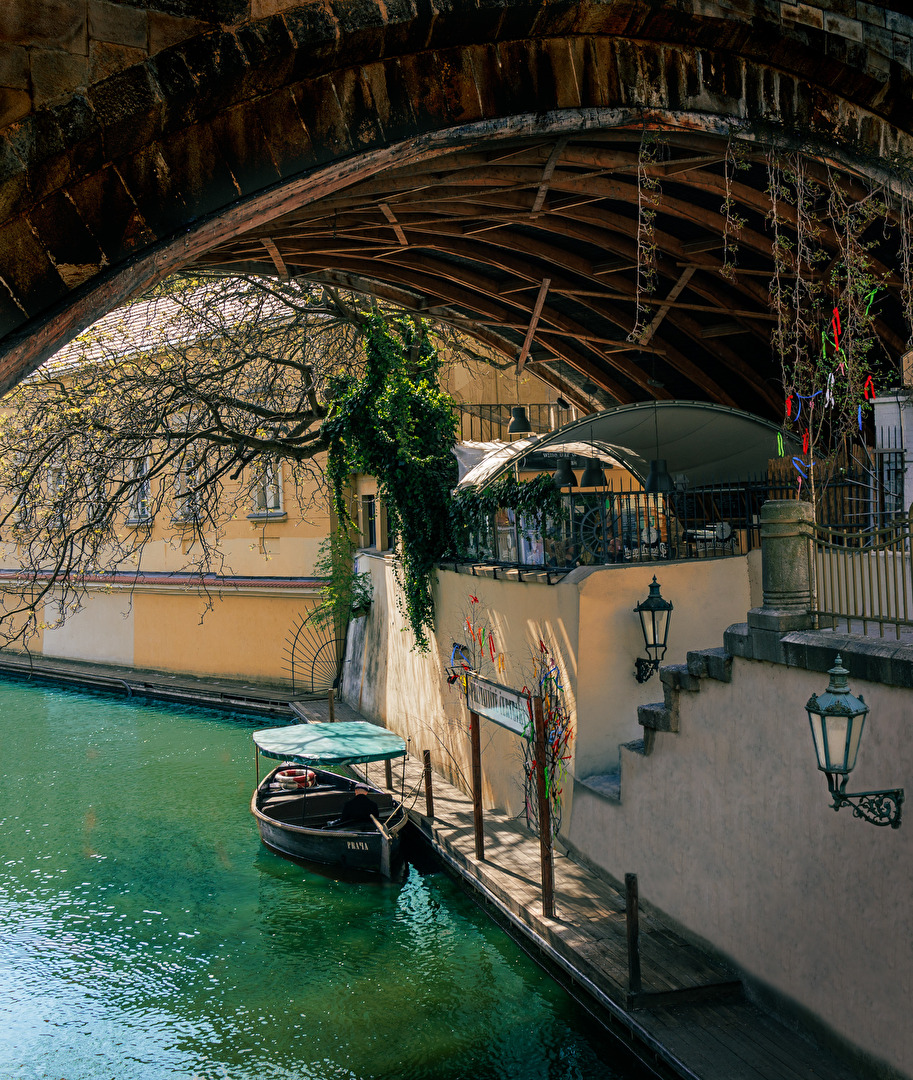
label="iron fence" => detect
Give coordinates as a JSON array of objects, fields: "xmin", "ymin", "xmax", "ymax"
[
  {"xmin": 811, "ymin": 517, "xmax": 913, "ymax": 639},
  {"xmin": 461, "ymin": 479, "xmax": 772, "ymax": 570},
  {"xmin": 456, "ymin": 404, "xmax": 571, "ymax": 442}
]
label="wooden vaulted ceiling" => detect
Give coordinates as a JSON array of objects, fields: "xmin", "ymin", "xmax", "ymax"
[{"xmin": 192, "ymin": 128, "xmax": 909, "ymax": 419}]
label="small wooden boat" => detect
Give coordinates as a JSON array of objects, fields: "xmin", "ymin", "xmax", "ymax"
[{"xmin": 251, "ymin": 721, "xmax": 409, "ymax": 877}]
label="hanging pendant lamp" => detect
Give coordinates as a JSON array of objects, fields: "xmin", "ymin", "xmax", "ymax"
[
  {"xmin": 580, "ymin": 458, "xmax": 607, "ymax": 488},
  {"xmin": 644, "ymin": 459, "xmax": 673, "ymax": 494},
  {"xmin": 507, "ymin": 405, "xmax": 532, "ymax": 434},
  {"xmin": 553, "ymin": 458, "xmax": 577, "ymax": 488}
]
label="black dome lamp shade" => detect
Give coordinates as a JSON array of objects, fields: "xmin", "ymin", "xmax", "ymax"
[{"xmin": 507, "ymin": 405, "xmax": 533, "ymax": 434}]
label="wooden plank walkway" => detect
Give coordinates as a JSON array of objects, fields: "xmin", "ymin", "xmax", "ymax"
[{"xmin": 290, "ymin": 698, "xmax": 868, "ymax": 1080}]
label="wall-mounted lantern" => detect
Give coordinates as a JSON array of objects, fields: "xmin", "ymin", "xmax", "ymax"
[
  {"xmin": 805, "ymin": 655, "xmax": 904, "ymax": 828},
  {"xmin": 633, "ymin": 577, "xmax": 673, "ymax": 683}
]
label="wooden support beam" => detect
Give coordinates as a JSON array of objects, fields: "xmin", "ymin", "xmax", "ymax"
[
  {"xmin": 532, "ymin": 696, "xmax": 556, "ymax": 919},
  {"xmin": 700, "ymin": 322, "xmax": 746, "ymax": 338},
  {"xmin": 637, "ymin": 267, "xmax": 696, "ymax": 345},
  {"xmin": 469, "ymin": 712, "xmax": 484, "ymax": 860},
  {"xmin": 530, "ymin": 138, "xmax": 568, "ymax": 218},
  {"xmin": 516, "ymin": 278, "xmax": 550, "ymax": 372},
  {"xmin": 379, "ymin": 202, "xmax": 408, "ymax": 246},
  {"xmin": 261, "ymin": 238, "xmax": 289, "ymax": 280},
  {"xmin": 594, "ymin": 258, "xmax": 638, "ymax": 275}
]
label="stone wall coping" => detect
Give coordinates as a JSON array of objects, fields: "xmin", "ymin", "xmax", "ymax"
[{"xmin": 725, "ymin": 621, "xmax": 913, "ymax": 689}]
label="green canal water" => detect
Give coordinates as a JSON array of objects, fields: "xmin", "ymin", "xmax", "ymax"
[{"xmin": 0, "ymin": 678, "xmax": 634, "ymax": 1080}]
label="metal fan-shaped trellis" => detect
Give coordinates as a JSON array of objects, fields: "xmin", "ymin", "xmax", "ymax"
[{"xmin": 282, "ymin": 610, "xmax": 346, "ymax": 694}]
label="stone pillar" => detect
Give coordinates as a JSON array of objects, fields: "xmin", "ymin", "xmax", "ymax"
[{"xmin": 744, "ymin": 500, "xmax": 814, "ymax": 660}]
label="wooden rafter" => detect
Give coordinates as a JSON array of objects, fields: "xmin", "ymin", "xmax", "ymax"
[
  {"xmin": 637, "ymin": 268, "xmax": 697, "ymax": 346},
  {"xmin": 516, "ymin": 278, "xmax": 551, "ymax": 372},
  {"xmin": 379, "ymin": 202, "xmax": 408, "ymax": 246},
  {"xmin": 261, "ymin": 238, "xmax": 289, "ymax": 280}
]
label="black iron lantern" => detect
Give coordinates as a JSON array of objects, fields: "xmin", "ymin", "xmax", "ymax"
[
  {"xmin": 507, "ymin": 406, "xmax": 532, "ymax": 434},
  {"xmin": 633, "ymin": 576, "xmax": 673, "ymax": 682},
  {"xmin": 805, "ymin": 656, "xmax": 903, "ymax": 828}
]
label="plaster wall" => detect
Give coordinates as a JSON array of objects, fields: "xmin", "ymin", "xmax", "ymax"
[
  {"xmin": 566, "ymin": 653, "xmax": 913, "ymax": 1078},
  {"xmin": 132, "ymin": 590, "xmax": 316, "ymax": 683},
  {"xmin": 42, "ymin": 590, "xmax": 134, "ymax": 664},
  {"xmin": 573, "ymin": 555, "xmax": 752, "ymax": 775},
  {"xmin": 6, "ymin": 585, "xmax": 320, "ymax": 684},
  {"xmin": 343, "ymin": 552, "xmax": 751, "ymax": 817},
  {"xmin": 342, "ymin": 555, "xmax": 580, "ymax": 821}
]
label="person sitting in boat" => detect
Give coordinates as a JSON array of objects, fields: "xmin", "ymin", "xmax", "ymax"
[{"xmin": 330, "ymin": 786, "xmax": 380, "ymax": 828}]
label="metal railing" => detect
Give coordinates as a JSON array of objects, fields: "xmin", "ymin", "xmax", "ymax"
[
  {"xmin": 811, "ymin": 517, "xmax": 913, "ymax": 639},
  {"xmin": 461, "ymin": 479, "xmax": 772, "ymax": 571},
  {"xmin": 456, "ymin": 404, "xmax": 572, "ymax": 442}
]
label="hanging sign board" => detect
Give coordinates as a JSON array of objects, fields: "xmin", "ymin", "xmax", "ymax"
[{"xmin": 466, "ymin": 674, "xmax": 530, "ymax": 735}]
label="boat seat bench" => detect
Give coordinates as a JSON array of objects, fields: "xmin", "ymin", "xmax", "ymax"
[{"xmin": 261, "ymin": 790, "xmax": 396, "ymax": 821}]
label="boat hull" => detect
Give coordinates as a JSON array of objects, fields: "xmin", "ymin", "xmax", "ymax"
[{"xmin": 251, "ymin": 766, "xmax": 406, "ymax": 877}]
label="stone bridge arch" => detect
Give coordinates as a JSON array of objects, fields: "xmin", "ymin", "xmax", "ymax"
[{"xmin": 1, "ymin": 2, "xmax": 912, "ymax": 411}]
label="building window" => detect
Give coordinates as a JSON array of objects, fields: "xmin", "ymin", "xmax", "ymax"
[
  {"xmin": 361, "ymin": 494, "xmax": 376, "ymax": 548},
  {"xmin": 172, "ymin": 454, "xmax": 199, "ymax": 522},
  {"xmin": 46, "ymin": 463, "xmax": 67, "ymax": 530},
  {"xmin": 127, "ymin": 458, "xmax": 152, "ymax": 524},
  {"xmin": 86, "ymin": 476, "xmax": 106, "ymax": 525},
  {"xmin": 248, "ymin": 459, "xmax": 285, "ymax": 520}
]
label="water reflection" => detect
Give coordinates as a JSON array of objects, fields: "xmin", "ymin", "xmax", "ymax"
[{"xmin": 0, "ymin": 679, "xmax": 627, "ymax": 1079}]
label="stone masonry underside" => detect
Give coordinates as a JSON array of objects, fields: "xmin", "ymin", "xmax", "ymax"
[{"xmin": 0, "ymin": 3, "xmax": 912, "ymax": 413}]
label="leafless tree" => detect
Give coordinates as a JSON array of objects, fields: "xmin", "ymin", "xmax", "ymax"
[{"xmin": 0, "ymin": 273, "xmax": 501, "ymax": 644}]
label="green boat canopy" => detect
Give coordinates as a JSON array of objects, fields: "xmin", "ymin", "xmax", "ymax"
[{"xmin": 253, "ymin": 721, "xmax": 407, "ymax": 766}]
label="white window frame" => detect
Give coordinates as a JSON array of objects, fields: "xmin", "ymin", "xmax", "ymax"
[
  {"xmin": 172, "ymin": 453, "xmax": 200, "ymax": 523},
  {"xmin": 249, "ymin": 458, "xmax": 284, "ymax": 519},
  {"xmin": 127, "ymin": 457, "xmax": 152, "ymax": 524}
]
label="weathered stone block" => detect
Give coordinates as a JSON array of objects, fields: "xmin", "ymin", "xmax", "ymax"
[
  {"xmin": 88, "ymin": 1, "xmax": 148, "ymax": 50},
  {"xmin": 856, "ymin": 2, "xmax": 884, "ymax": 26},
  {"xmin": 0, "ymin": 214, "xmax": 69, "ymax": 316},
  {"xmin": 0, "ymin": 2, "xmax": 86, "ymax": 52},
  {"xmin": 660, "ymin": 664, "xmax": 701, "ymax": 694},
  {"xmin": 638, "ymin": 701, "xmax": 678, "ymax": 734},
  {"xmin": 65, "ymin": 164, "xmax": 156, "ymax": 263},
  {"xmin": 88, "ymin": 63, "xmax": 164, "ymax": 159},
  {"xmin": 252, "ymin": 86, "xmax": 317, "ymax": 178},
  {"xmin": 30, "ymin": 49, "xmax": 89, "ymax": 108},
  {"xmin": 28, "ymin": 189, "xmax": 107, "ymax": 285},
  {"xmin": 89, "ymin": 41, "xmax": 147, "ymax": 84},
  {"xmin": 148, "ymin": 12, "xmax": 212, "ymax": 55},
  {"xmin": 0, "ymin": 88, "xmax": 30, "ymax": 130},
  {"xmin": 782, "ymin": 4, "xmax": 824, "ymax": 31},
  {"xmin": 824, "ymin": 13, "xmax": 863, "ymax": 43},
  {"xmin": 687, "ymin": 648, "xmax": 733, "ymax": 683},
  {"xmin": 0, "ymin": 46, "xmax": 29, "ymax": 90}
]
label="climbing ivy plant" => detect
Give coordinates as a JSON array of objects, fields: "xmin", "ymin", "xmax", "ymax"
[
  {"xmin": 449, "ymin": 472, "xmax": 565, "ymax": 558},
  {"xmin": 322, "ymin": 313, "xmax": 457, "ymax": 652}
]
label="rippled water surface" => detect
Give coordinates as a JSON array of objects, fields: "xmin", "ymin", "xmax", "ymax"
[{"xmin": 0, "ymin": 678, "xmax": 631, "ymax": 1080}]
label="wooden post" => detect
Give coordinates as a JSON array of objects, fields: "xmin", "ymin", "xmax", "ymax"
[
  {"xmin": 469, "ymin": 710, "xmax": 485, "ymax": 860},
  {"xmin": 625, "ymin": 872, "xmax": 642, "ymax": 995},
  {"xmin": 532, "ymin": 696, "xmax": 555, "ymax": 918},
  {"xmin": 328, "ymin": 687, "xmax": 335, "ymax": 722},
  {"xmin": 384, "ymin": 758, "xmax": 393, "ymax": 790},
  {"xmin": 423, "ymin": 749, "xmax": 435, "ymax": 820}
]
